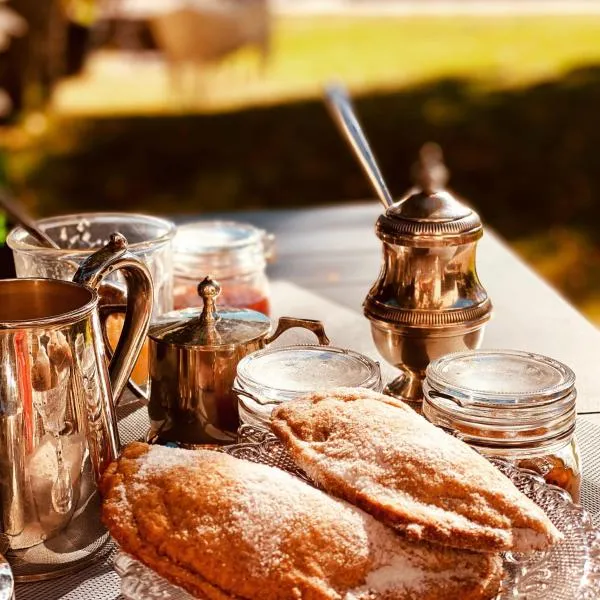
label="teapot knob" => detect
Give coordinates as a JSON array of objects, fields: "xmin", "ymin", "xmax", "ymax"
[
  {"xmin": 198, "ymin": 276, "xmax": 221, "ymax": 327},
  {"xmin": 197, "ymin": 276, "xmax": 221, "ymax": 301}
]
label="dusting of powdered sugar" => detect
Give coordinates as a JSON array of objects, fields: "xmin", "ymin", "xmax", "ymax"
[
  {"xmin": 274, "ymin": 387, "xmax": 560, "ymax": 551},
  {"xmin": 344, "ymin": 553, "xmax": 478, "ymax": 599},
  {"xmin": 135, "ymin": 445, "xmax": 203, "ymax": 476},
  {"xmin": 120, "ymin": 444, "xmax": 491, "ymax": 597},
  {"xmin": 129, "ymin": 446, "xmax": 375, "ymax": 579},
  {"xmin": 224, "ymin": 454, "xmax": 375, "ymax": 576}
]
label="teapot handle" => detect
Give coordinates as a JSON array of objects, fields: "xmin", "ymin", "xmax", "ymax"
[
  {"xmin": 74, "ymin": 233, "xmax": 154, "ymax": 403},
  {"xmin": 264, "ymin": 317, "xmax": 330, "ymax": 346}
]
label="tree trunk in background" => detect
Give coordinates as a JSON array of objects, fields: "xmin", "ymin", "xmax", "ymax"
[{"xmin": 1, "ymin": 0, "xmax": 68, "ymax": 118}]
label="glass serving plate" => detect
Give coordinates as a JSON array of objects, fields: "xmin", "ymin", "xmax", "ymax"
[
  {"xmin": 114, "ymin": 426, "xmax": 600, "ymax": 600},
  {"xmin": 0, "ymin": 553, "xmax": 13, "ymax": 600}
]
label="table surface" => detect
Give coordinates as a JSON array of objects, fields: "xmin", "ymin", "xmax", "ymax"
[
  {"xmin": 14, "ymin": 202, "xmax": 600, "ymax": 599},
  {"xmin": 199, "ymin": 202, "xmax": 600, "ymax": 423}
]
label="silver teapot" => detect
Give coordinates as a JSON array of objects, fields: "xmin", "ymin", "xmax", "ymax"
[
  {"xmin": 0, "ymin": 233, "xmax": 152, "ymax": 550},
  {"xmin": 144, "ymin": 276, "xmax": 329, "ymax": 446},
  {"xmin": 364, "ymin": 144, "xmax": 492, "ymax": 409}
]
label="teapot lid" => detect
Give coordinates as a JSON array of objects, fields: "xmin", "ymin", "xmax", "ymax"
[
  {"xmin": 377, "ymin": 143, "xmax": 482, "ymax": 246},
  {"xmin": 148, "ymin": 276, "xmax": 271, "ymax": 348}
]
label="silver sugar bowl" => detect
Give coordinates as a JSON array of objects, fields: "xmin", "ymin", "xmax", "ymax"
[
  {"xmin": 144, "ymin": 276, "xmax": 329, "ymax": 446},
  {"xmin": 364, "ymin": 144, "xmax": 492, "ymax": 409}
]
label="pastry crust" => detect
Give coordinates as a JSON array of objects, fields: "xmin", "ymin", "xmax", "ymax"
[
  {"xmin": 271, "ymin": 387, "xmax": 562, "ymax": 553},
  {"xmin": 101, "ymin": 442, "xmax": 502, "ymax": 600}
]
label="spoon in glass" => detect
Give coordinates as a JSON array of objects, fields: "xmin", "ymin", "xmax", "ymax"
[{"xmin": 0, "ymin": 187, "xmax": 60, "ymax": 248}]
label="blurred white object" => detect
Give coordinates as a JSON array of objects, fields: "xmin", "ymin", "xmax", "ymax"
[
  {"xmin": 149, "ymin": 1, "xmax": 270, "ymax": 99},
  {"xmin": 0, "ymin": 89, "xmax": 11, "ymax": 116},
  {"xmin": 0, "ymin": 0, "xmax": 26, "ymax": 117},
  {"xmin": 0, "ymin": 0, "xmax": 26, "ymax": 52}
]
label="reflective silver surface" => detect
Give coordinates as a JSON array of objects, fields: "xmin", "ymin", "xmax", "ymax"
[
  {"xmin": 0, "ymin": 234, "xmax": 153, "ymax": 556},
  {"xmin": 364, "ymin": 145, "xmax": 492, "ymax": 408},
  {"xmin": 146, "ymin": 277, "xmax": 328, "ymax": 445}
]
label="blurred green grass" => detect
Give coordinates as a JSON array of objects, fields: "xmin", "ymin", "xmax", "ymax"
[
  {"xmin": 5, "ymin": 14, "xmax": 600, "ymax": 323},
  {"xmin": 275, "ymin": 15, "xmax": 600, "ymax": 87},
  {"xmin": 53, "ymin": 15, "xmax": 600, "ymax": 114}
]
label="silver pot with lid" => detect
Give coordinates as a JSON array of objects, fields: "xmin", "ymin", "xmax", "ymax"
[
  {"xmin": 144, "ymin": 276, "xmax": 329, "ymax": 445},
  {"xmin": 364, "ymin": 144, "xmax": 492, "ymax": 409}
]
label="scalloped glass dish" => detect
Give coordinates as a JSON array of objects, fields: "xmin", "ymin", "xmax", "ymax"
[{"xmin": 114, "ymin": 426, "xmax": 600, "ymax": 600}]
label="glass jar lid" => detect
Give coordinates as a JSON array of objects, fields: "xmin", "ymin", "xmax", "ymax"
[
  {"xmin": 148, "ymin": 276, "xmax": 270, "ymax": 348},
  {"xmin": 426, "ymin": 349, "xmax": 575, "ymax": 407},
  {"xmin": 236, "ymin": 345, "xmax": 382, "ymax": 404},
  {"xmin": 423, "ymin": 349, "xmax": 577, "ymax": 451},
  {"xmin": 173, "ymin": 221, "xmax": 272, "ymax": 279}
]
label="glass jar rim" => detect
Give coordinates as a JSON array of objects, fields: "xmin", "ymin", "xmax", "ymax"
[
  {"xmin": 425, "ymin": 349, "xmax": 576, "ymax": 407},
  {"xmin": 236, "ymin": 344, "xmax": 382, "ymax": 398},
  {"xmin": 7, "ymin": 212, "xmax": 176, "ymax": 255},
  {"xmin": 423, "ymin": 349, "xmax": 577, "ymax": 449},
  {"xmin": 173, "ymin": 220, "xmax": 265, "ymax": 256}
]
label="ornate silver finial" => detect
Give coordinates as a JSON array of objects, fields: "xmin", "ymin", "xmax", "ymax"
[
  {"xmin": 198, "ymin": 276, "xmax": 221, "ymax": 326},
  {"xmin": 108, "ymin": 232, "xmax": 128, "ymax": 251},
  {"xmin": 411, "ymin": 142, "xmax": 449, "ymax": 195}
]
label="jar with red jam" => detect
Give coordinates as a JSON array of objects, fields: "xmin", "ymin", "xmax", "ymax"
[
  {"xmin": 423, "ymin": 350, "xmax": 581, "ymax": 502},
  {"xmin": 172, "ymin": 221, "xmax": 274, "ymax": 315}
]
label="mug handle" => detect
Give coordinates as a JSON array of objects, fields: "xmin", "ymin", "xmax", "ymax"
[
  {"xmin": 98, "ymin": 304, "xmax": 148, "ymax": 402},
  {"xmin": 264, "ymin": 317, "xmax": 330, "ymax": 345},
  {"xmin": 74, "ymin": 233, "xmax": 154, "ymax": 404}
]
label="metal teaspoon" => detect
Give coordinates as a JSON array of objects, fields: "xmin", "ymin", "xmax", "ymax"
[
  {"xmin": 0, "ymin": 187, "xmax": 60, "ymax": 249},
  {"xmin": 324, "ymin": 83, "xmax": 395, "ymax": 209}
]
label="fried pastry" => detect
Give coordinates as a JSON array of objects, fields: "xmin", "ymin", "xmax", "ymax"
[
  {"xmin": 271, "ymin": 387, "xmax": 562, "ymax": 553},
  {"xmin": 101, "ymin": 442, "xmax": 502, "ymax": 600}
]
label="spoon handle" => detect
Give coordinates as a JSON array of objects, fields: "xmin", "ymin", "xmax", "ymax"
[
  {"xmin": 324, "ymin": 83, "xmax": 395, "ymax": 209},
  {"xmin": 0, "ymin": 188, "xmax": 60, "ymax": 249}
]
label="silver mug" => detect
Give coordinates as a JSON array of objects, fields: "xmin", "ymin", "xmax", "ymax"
[{"xmin": 0, "ymin": 233, "xmax": 153, "ymax": 550}]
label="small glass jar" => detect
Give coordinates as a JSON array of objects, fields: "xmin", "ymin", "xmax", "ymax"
[
  {"xmin": 234, "ymin": 345, "xmax": 383, "ymax": 428},
  {"xmin": 423, "ymin": 349, "xmax": 581, "ymax": 502},
  {"xmin": 7, "ymin": 212, "xmax": 175, "ymax": 316},
  {"xmin": 172, "ymin": 221, "xmax": 274, "ymax": 315},
  {"xmin": 8, "ymin": 212, "xmax": 176, "ymax": 391}
]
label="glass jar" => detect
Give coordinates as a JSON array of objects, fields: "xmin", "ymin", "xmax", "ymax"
[
  {"xmin": 7, "ymin": 213, "xmax": 176, "ymax": 390},
  {"xmin": 7, "ymin": 212, "xmax": 175, "ymax": 316},
  {"xmin": 423, "ymin": 349, "xmax": 581, "ymax": 502},
  {"xmin": 172, "ymin": 221, "xmax": 274, "ymax": 314},
  {"xmin": 234, "ymin": 345, "xmax": 383, "ymax": 428}
]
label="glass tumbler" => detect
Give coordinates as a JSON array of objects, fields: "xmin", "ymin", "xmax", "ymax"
[{"xmin": 7, "ymin": 212, "xmax": 176, "ymax": 391}]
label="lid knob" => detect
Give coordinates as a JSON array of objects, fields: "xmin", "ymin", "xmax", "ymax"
[
  {"xmin": 411, "ymin": 142, "xmax": 449, "ymax": 194},
  {"xmin": 198, "ymin": 276, "xmax": 221, "ymax": 327},
  {"xmin": 376, "ymin": 142, "xmax": 482, "ymax": 245}
]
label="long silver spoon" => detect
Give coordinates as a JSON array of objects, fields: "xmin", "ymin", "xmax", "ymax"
[
  {"xmin": 0, "ymin": 188, "xmax": 60, "ymax": 248},
  {"xmin": 324, "ymin": 83, "xmax": 395, "ymax": 209}
]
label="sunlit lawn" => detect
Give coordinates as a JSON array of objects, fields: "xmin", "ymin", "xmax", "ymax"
[{"xmin": 53, "ymin": 14, "xmax": 600, "ymax": 115}]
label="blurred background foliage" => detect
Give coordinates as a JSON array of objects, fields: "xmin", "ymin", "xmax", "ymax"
[{"xmin": 1, "ymin": 3, "xmax": 600, "ymax": 322}]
